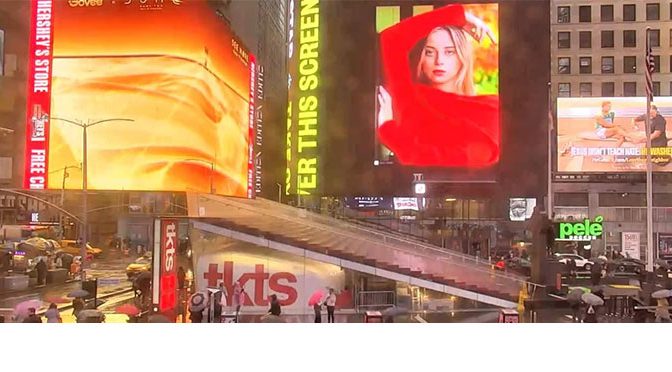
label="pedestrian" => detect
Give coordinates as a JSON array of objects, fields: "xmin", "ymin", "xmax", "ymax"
[
  {"xmin": 36, "ymin": 257, "xmax": 47, "ymax": 286},
  {"xmin": 72, "ymin": 297, "xmax": 85, "ymax": 318},
  {"xmin": 232, "ymin": 281, "xmax": 244, "ymax": 321},
  {"xmin": 655, "ymin": 298, "xmax": 671, "ymax": 323},
  {"xmin": 313, "ymin": 301, "xmax": 322, "ymax": 323},
  {"xmin": 570, "ymin": 301, "xmax": 581, "ymax": 323},
  {"xmin": 177, "ymin": 266, "xmax": 186, "ymax": 290},
  {"xmin": 44, "ymin": 303, "xmax": 62, "ymax": 323},
  {"xmin": 583, "ymin": 305, "xmax": 597, "ymax": 323},
  {"xmin": 22, "ymin": 308, "xmax": 42, "ymax": 323},
  {"xmin": 268, "ymin": 294, "xmax": 281, "ymax": 316},
  {"xmin": 325, "ymin": 288, "xmax": 336, "ymax": 323},
  {"xmin": 190, "ymin": 308, "xmax": 204, "ymax": 323}
]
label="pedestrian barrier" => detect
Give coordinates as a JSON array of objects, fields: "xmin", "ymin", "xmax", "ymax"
[{"xmin": 357, "ymin": 291, "xmax": 396, "ymax": 312}]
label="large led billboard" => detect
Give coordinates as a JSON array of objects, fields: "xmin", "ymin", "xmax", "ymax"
[
  {"xmin": 375, "ymin": 4, "xmax": 499, "ymax": 170},
  {"xmin": 557, "ymin": 97, "xmax": 672, "ymax": 173},
  {"xmin": 24, "ymin": 0, "xmax": 255, "ymax": 197},
  {"xmin": 286, "ymin": 0, "xmax": 549, "ymax": 199}
]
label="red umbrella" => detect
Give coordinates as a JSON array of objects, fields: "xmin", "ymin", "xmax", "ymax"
[
  {"xmin": 115, "ymin": 303, "xmax": 140, "ymax": 316},
  {"xmin": 308, "ymin": 290, "xmax": 324, "ymax": 306}
]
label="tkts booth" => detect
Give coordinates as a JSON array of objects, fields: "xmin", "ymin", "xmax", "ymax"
[
  {"xmin": 190, "ymin": 229, "xmax": 352, "ymax": 318},
  {"xmin": 151, "ymin": 219, "xmax": 179, "ymax": 321}
]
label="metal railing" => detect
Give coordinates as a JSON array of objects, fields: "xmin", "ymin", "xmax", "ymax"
[
  {"xmin": 193, "ymin": 194, "xmax": 545, "ymax": 298},
  {"xmin": 357, "ymin": 291, "xmax": 396, "ymax": 312}
]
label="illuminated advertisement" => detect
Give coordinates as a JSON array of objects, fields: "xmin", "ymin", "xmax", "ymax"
[
  {"xmin": 509, "ymin": 198, "xmax": 536, "ymax": 221},
  {"xmin": 152, "ymin": 218, "xmax": 178, "ymax": 318},
  {"xmin": 557, "ymin": 97, "xmax": 672, "ymax": 173},
  {"xmin": 375, "ymin": 3, "xmax": 499, "ymax": 169},
  {"xmin": 193, "ymin": 232, "xmax": 349, "ymax": 313},
  {"xmin": 286, "ymin": 0, "xmax": 321, "ymax": 196},
  {"xmin": 23, "ymin": 0, "xmax": 256, "ymax": 197}
]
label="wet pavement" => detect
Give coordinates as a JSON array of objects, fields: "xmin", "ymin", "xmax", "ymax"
[{"xmin": 0, "ymin": 257, "xmax": 134, "ymax": 314}]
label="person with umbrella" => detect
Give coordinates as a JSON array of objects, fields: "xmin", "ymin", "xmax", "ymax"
[
  {"xmin": 23, "ymin": 308, "xmax": 42, "ymax": 323},
  {"xmin": 189, "ymin": 292, "xmax": 207, "ymax": 323},
  {"xmin": 566, "ymin": 289, "xmax": 584, "ymax": 323},
  {"xmin": 308, "ymin": 289, "xmax": 324, "ymax": 323}
]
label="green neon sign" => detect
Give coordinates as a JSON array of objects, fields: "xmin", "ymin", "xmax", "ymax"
[{"xmin": 557, "ymin": 216, "xmax": 604, "ymax": 241}]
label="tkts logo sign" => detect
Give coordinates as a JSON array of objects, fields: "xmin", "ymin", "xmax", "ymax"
[
  {"xmin": 159, "ymin": 220, "xmax": 178, "ymax": 312},
  {"xmin": 203, "ymin": 262, "xmax": 298, "ymax": 307}
]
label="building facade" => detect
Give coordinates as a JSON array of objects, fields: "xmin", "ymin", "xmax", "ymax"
[
  {"xmin": 551, "ymin": 1, "xmax": 672, "ymax": 97},
  {"xmin": 551, "ymin": 1, "xmax": 672, "ymax": 261}
]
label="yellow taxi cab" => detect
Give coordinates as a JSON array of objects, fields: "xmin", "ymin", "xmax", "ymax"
[
  {"xmin": 58, "ymin": 240, "xmax": 103, "ymax": 258},
  {"xmin": 126, "ymin": 256, "xmax": 152, "ymax": 279}
]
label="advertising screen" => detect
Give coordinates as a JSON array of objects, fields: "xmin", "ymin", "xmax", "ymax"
[
  {"xmin": 24, "ymin": 0, "xmax": 255, "ymax": 197},
  {"xmin": 557, "ymin": 97, "xmax": 672, "ymax": 173},
  {"xmin": 375, "ymin": 3, "xmax": 499, "ymax": 172}
]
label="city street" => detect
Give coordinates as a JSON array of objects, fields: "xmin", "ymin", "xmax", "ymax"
[{"xmin": 0, "ymin": 256, "xmax": 134, "ymax": 318}]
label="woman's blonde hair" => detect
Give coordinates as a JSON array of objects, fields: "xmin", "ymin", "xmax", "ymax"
[{"xmin": 415, "ymin": 26, "xmax": 474, "ymax": 96}]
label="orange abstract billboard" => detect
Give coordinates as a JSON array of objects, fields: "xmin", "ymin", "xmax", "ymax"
[{"xmin": 24, "ymin": 0, "xmax": 255, "ymax": 197}]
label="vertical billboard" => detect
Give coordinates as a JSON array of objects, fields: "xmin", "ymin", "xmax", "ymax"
[
  {"xmin": 286, "ymin": 0, "xmax": 322, "ymax": 196},
  {"xmin": 152, "ymin": 218, "xmax": 178, "ymax": 317},
  {"xmin": 23, "ymin": 0, "xmax": 256, "ymax": 197},
  {"xmin": 557, "ymin": 97, "xmax": 672, "ymax": 173},
  {"xmin": 375, "ymin": 3, "xmax": 499, "ymax": 176}
]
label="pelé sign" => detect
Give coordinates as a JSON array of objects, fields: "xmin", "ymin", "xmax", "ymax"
[{"xmin": 556, "ymin": 216, "xmax": 604, "ymax": 241}]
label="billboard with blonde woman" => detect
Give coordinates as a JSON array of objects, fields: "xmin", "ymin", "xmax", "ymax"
[
  {"xmin": 375, "ymin": 3, "xmax": 499, "ymax": 169},
  {"xmin": 23, "ymin": 0, "xmax": 255, "ymax": 197}
]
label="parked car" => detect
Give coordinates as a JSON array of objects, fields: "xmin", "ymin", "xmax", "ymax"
[
  {"xmin": 607, "ymin": 257, "xmax": 645, "ymax": 274},
  {"xmin": 126, "ymin": 256, "xmax": 152, "ymax": 279},
  {"xmin": 554, "ymin": 253, "xmax": 594, "ymax": 271}
]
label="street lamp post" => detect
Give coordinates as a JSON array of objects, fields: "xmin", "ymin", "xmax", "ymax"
[
  {"xmin": 49, "ymin": 164, "xmax": 81, "ymax": 239},
  {"xmin": 51, "ymin": 117, "xmax": 134, "ymax": 280}
]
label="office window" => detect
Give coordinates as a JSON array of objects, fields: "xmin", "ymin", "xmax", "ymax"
[
  {"xmin": 601, "ymin": 30, "xmax": 614, "ymax": 48},
  {"xmin": 647, "ymin": 3, "xmax": 660, "ymax": 20},
  {"xmin": 557, "ymin": 6, "xmax": 570, "ymax": 23},
  {"xmin": 558, "ymin": 83, "xmax": 571, "ymax": 97},
  {"xmin": 624, "ymin": 56, "xmax": 637, "ymax": 73},
  {"xmin": 601, "ymin": 56, "xmax": 614, "ymax": 73},
  {"xmin": 623, "ymin": 4, "xmax": 636, "ymax": 21},
  {"xmin": 558, "ymin": 32, "xmax": 571, "ymax": 48},
  {"xmin": 558, "ymin": 57, "xmax": 571, "ymax": 74},
  {"xmin": 624, "ymin": 82, "xmax": 637, "ymax": 96},
  {"xmin": 653, "ymin": 55, "xmax": 661, "ymax": 73},
  {"xmin": 579, "ymin": 6, "xmax": 591, "ymax": 22},
  {"xmin": 601, "ymin": 5, "xmax": 614, "ymax": 21},
  {"xmin": 579, "ymin": 57, "xmax": 592, "ymax": 74},
  {"xmin": 601, "ymin": 82, "xmax": 615, "ymax": 96},
  {"xmin": 650, "ymin": 29, "xmax": 660, "ymax": 47},
  {"xmin": 579, "ymin": 83, "xmax": 592, "ymax": 97},
  {"xmin": 579, "ymin": 31, "xmax": 592, "ymax": 48},
  {"xmin": 623, "ymin": 30, "xmax": 637, "ymax": 47},
  {"xmin": 653, "ymin": 82, "xmax": 661, "ymax": 96}
]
